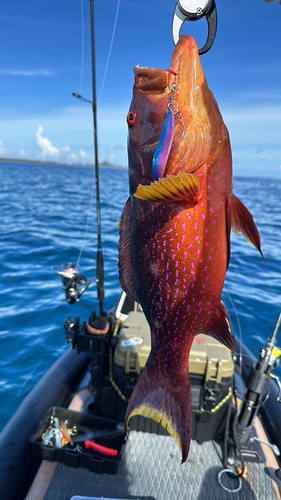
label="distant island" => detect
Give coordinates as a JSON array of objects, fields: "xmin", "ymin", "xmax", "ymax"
[{"xmin": 0, "ymin": 157, "xmax": 127, "ymax": 169}]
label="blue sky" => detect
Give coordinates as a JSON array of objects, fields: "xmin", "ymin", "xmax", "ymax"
[{"xmin": 0, "ymin": 0, "xmax": 281, "ymax": 177}]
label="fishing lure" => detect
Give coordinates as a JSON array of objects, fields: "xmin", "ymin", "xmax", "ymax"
[
  {"xmin": 42, "ymin": 427, "xmax": 54, "ymax": 446},
  {"xmin": 152, "ymin": 69, "xmax": 179, "ymax": 181},
  {"xmin": 60, "ymin": 421, "xmax": 73, "ymax": 443},
  {"xmin": 53, "ymin": 417, "xmax": 62, "ymax": 448}
]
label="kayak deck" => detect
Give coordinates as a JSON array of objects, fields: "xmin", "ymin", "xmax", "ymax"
[
  {"xmin": 23, "ymin": 304, "xmax": 281, "ymax": 500},
  {"xmin": 38, "ymin": 430, "xmax": 279, "ymax": 500}
]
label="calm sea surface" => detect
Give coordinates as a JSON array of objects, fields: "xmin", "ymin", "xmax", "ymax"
[{"xmin": 0, "ymin": 161, "xmax": 281, "ymax": 431}]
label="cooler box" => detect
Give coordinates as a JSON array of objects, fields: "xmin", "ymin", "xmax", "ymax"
[
  {"xmin": 112, "ymin": 311, "xmax": 234, "ymax": 442},
  {"xmin": 189, "ymin": 333, "xmax": 233, "ymax": 443}
]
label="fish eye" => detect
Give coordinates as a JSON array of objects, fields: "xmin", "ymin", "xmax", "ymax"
[{"xmin": 127, "ymin": 110, "xmax": 136, "ymax": 126}]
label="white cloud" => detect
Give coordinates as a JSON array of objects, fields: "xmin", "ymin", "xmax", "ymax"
[
  {"xmin": 1, "ymin": 100, "xmax": 279, "ymax": 174},
  {"xmin": 36, "ymin": 126, "xmax": 60, "ymax": 158},
  {"xmin": 0, "ymin": 139, "xmax": 26, "ymax": 159},
  {"xmin": 0, "ymin": 69, "xmax": 55, "ymax": 77},
  {"xmin": 0, "ymin": 104, "xmax": 128, "ymax": 166},
  {"xmin": 0, "ymin": 140, "xmax": 7, "ymax": 155},
  {"xmin": 35, "ymin": 125, "xmax": 90, "ymax": 165}
]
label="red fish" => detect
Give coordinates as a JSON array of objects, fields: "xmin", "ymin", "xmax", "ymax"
[{"xmin": 118, "ymin": 35, "xmax": 263, "ymax": 463}]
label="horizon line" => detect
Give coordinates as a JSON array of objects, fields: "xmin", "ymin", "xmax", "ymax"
[{"xmin": 0, "ymin": 157, "xmax": 127, "ymax": 169}]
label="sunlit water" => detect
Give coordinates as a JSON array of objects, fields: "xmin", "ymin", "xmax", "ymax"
[{"xmin": 0, "ymin": 161, "xmax": 280, "ymax": 431}]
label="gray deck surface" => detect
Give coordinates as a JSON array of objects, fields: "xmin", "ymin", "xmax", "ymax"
[{"xmin": 43, "ymin": 431, "xmax": 279, "ymax": 500}]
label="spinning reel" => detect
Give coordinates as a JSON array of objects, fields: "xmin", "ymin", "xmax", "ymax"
[{"xmin": 56, "ymin": 263, "xmax": 97, "ymax": 304}]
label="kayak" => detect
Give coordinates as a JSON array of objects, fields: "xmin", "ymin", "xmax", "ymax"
[{"xmin": 1, "ymin": 291, "xmax": 281, "ymax": 500}]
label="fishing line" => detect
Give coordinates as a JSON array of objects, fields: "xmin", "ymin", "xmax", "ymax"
[
  {"xmin": 225, "ymin": 290, "xmax": 243, "ymax": 371},
  {"xmin": 76, "ymin": 165, "xmax": 96, "ymax": 269},
  {"xmin": 97, "ymin": 0, "xmax": 121, "ymax": 106},
  {"xmin": 79, "ymin": 0, "xmax": 85, "ymax": 96},
  {"xmin": 224, "ymin": 291, "xmax": 271, "ymax": 412},
  {"xmin": 76, "ymin": 0, "xmax": 120, "ymax": 267},
  {"xmin": 224, "ymin": 291, "xmax": 272, "ymax": 411},
  {"xmin": 250, "ymin": 389, "xmax": 270, "ymax": 410}
]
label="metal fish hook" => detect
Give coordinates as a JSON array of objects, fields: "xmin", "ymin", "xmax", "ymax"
[{"xmin": 172, "ymin": 0, "xmax": 217, "ymax": 55}]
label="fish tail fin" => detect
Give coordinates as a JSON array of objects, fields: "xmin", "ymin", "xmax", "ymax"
[{"xmin": 125, "ymin": 354, "xmax": 192, "ymax": 464}]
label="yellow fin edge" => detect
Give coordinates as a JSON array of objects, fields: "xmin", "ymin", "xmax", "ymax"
[
  {"xmin": 127, "ymin": 404, "xmax": 182, "ymax": 455},
  {"xmin": 232, "ymin": 228, "xmax": 254, "ymax": 246},
  {"xmin": 133, "ymin": 172, "xmax": 201, "ymax": 203}
]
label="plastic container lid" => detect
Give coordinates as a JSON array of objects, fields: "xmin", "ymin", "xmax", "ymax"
[{"xmin": 71, "ymin": 497, "xmax": 133, "ymax": 500}]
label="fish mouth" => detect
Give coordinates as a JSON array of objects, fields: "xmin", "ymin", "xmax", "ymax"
[
  {"xmin": 134, "ymin": 36, "xmax": 203, "ymax": 103},
  {"xmin": 134, "ymin": 67, "xmax": 169, "ymax": 92},
  {"xmin": 170, "ymin": 36, "xmax": 204, "ymax": 106},
  {"xmin": 170, "ymin": 35, "xmax": 199, "ymax": 71}
]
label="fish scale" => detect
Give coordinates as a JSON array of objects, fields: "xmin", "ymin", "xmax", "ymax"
[{"xmin": 118, "ymin": 35, "xmax": 263, "ymax": 463}]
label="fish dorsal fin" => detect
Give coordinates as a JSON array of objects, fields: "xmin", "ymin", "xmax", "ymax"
[
  {"xmin": 230, "ymin": 194, "xmax": 265, "ymax": 261},
  {"xmin": 134, "ymin": 172, "xmax": 201, "ymax": 203}
]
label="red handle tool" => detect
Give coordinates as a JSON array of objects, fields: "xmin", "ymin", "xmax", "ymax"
[{"xmin": 84, "ymin": 440, "xmax": 118, "ymax": 456}]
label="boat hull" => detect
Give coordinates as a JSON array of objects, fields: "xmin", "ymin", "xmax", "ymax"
[{"xmin": 0, "ymin": 347, "xmax": 90, "ymax": 500}]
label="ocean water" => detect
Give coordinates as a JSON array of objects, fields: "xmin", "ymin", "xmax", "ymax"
[{"xmin": 0, "ymin": 161, "xmax": 281, "ymax": 432}]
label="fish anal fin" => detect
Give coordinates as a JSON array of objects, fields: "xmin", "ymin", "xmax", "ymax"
[
  {"xmin": 134, "ymin": 172, "xmax": 201, "ymax": 203},
  {"xmin": 125, "ymin": 354, "xmax": 192, "ymax": 464},
  {"xmin": 118, "ymin": 197, "xmax": 139, "ymax": 303},
  {"xmin": 230, "ymin": 194, "xmax": 265, "ymax": 261},
  {"xmin": 204, "ymin": 301, "xmax": 236, "ymax": 352}
]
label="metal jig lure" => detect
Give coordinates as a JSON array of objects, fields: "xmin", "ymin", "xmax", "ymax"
[{"xmin": 152, "ymin": 70, "xmax": 181, "ymax": 182}]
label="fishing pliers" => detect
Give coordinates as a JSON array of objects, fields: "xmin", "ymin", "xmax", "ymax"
[
  {"xmin": 70, "ymin": 423, "xmax": 125, "ymax": 457},
  {"xmin": 172, "ymin": 0, "xmax": 217, "ymax": 54}
]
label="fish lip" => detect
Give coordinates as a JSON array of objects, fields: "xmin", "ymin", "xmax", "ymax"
[
  {"xmin": 170, "ymin": 35, "xmax": 198, "ymax": 68},
  {"xmin": 133, "ymin": 36, "xmax": 197, "ymax": 94},
  {"xmin": 134, "ymin": 66, "xmax": 162, "ymax": 78},
  {"xmin": 134, "ymin": 66, "xmax": 169, "ymax": 92}
]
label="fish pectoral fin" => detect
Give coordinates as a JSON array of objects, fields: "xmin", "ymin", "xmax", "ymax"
[
  {"xmin": 118, "ymin": 197, "xmax": 139, "ymax": 303},
  {"xmin": 204, "ymin": 301, "xmax": 236, "ymax": 352},
  {"xmin": 125, "ymin": 354, "xmax": 192, "ymax": 464},
  {"xmin": 230, "ymin": 194, "xmax": 265, "ymax": 262},
  {"xmin": 133, "ymin": 172, "xmax": 201, "ymax": 203}
]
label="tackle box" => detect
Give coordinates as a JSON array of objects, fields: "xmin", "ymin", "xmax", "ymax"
[
  {"xmin": 30, "ymin": 407, "xmax": 126, "ymax": 474},
  {"xmin": 109, "ymin": 311, "xmax": 234, "ymax": 442},
  {"xmin": 113, "ymin": 311, "xmax": 151, "ymax": 376}
]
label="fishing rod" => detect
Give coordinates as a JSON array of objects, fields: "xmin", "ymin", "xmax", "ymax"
[
  {"xmin": 58, "ymin": 0, "xmax": 105, "ymax": 315},
  {"xmin": 237, "ymin": 309, "xmax": 281, "ymax": 432},
  {"xmin": 90, "ymin": 0, "xmax": 105, "ymax": 316},
  {"xmin": 218, "ymin": 309, "xmax": 281, "ymax": 493}
]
